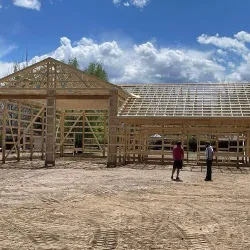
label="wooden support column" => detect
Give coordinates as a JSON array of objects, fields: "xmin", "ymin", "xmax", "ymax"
[
  {"xmin": 41, "ymin": 107, "xmax": 45, "ymax": 160},
  {"xmin": 45, "ymin": 90, "xmax": 56, "ymax": 167},
  {"xmin": 2, "ymin": 102, "xmax": 7, "ymax": 164},
  {"xmin": 60, "ymin": 111, "xmax": 65, "ymax": 157},
  {"xmin": 17, "ymin": 103, "xmax": 21, "ymax": 161},
  {"xmin": 186, "ymin": 134, "xmax": 189, "ymax": 163},
  {"xmin": 161, "ymin": 126, "xmax": 164, "ymax": 164},
  {"xmin": 107, "ymin": 89, "xmax": 118, "ymax": 167},
  {"xmin": 216, "ymin": 135, "xmax": 219, "ymax": 164},
  {"xmin": 82, "ymin": 110, "xmax": 85, "ymax": 156},
  {"xmin": 30, "ymin": 105, "xmax": 34, "ymax": 161},
  {"xmin": 103, "ymin": 111, "xmax": 107, "ymax": 157},
  {"xmin": 122, "ymin": 122, "xmax": 126, "ymax": 165},
  {"xmin": 237, "ymin": 133, "xmax": 239, "ymax": 166},
  {"xmin": 246, "ymin": 131, "xmax": 250, "ymax": 164}
]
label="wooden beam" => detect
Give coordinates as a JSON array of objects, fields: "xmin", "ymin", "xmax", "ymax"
[
  {"xmin": 2, "ymin": 102, "xmax": 7, "ymax": 164},
  {"xmin": 107, "ymin": 89, "xmax": 118, "ymax": 167},
  {"xmin": 41, "ymin": 107, "xmax": 45, "ymax": 160},
  {"xmin": 82, "ymin": 110, "xmax": 85, "ymax": 155},
  {"xmin": 30, "ymin": 105, "xmax": 34, "ymax": 161},
  {"xmin": 17, "ymin": 102, "xmax": 21, "ymax": 161},
  {"xmin": 0, "ymin": 94, "xmax": 110, "ymax": 100},
  {"xmin": 60, "ymin": 111, "xmax": 65, "ymax": 156},
  {"xmin": 45, "ymin": 90, "xmax": 56, "ymax": 167}
]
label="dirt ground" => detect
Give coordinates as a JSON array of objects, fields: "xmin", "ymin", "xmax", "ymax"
[{"xmin": 0, "ymin": 158, "xmax": 249, "ymax": 250}]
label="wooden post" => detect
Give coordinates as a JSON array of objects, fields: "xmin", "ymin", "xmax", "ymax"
[
  {"xmin": 82, "ymin": 110, "xmax": 85, "ymax": 155},
  {"xmin": 45, "ymin": 89, "xmax": 56, "ymax": 167},
  {"xmin": 161, "ymin": 126, "xmax": 164, "ymax": 164},
  {"xmin": 242, "ymin": 134, "xmax": 246, "ymax": 163},
  {"xmin": 30, "ymin": 105, "xmax": 34, "ymax": 161},
  {"xmin": 107, "ymin": 89, "xmax": 118, "ymax": 167},
  {"xmin": 2, "ymin": 102, "xmax": 7, "ymax": 164},
  {"xmin": 237, "ymin": 133, "xmax": 239, "ymax": 166},
  {"xmin": 41, "ymin": 107, "xmax": 45, "ymax": 160},
  {"xmin": 60, "ymin": 111, "xmax": 65, "ymax": 157},
  {"xmin": 187, "ymin": 134, "xmax": 189, "ymax": 163},
  {"xmin": 103, "ymin": 111, "xmax": 107, "ymax": 157},
  {"xmin": 17, "ymin": 102, "xmax": 21, "ymax": 162},
  {"xmin": 216, "ymin": 135, "xmax": 219, "ymax": 164},
  {"xmin": 122, "ymin": 122, "xmax": 126, "ymax": 165},
  {"xmin": 246, "ymin": 131, "xmax": 250, "ymax": 164}
]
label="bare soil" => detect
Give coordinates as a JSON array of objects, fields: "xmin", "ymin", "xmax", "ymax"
[{"xmin": 0, "ymin": 158, "xmax": 249, "ymax": 250}]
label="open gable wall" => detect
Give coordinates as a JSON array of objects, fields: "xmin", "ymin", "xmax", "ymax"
[{"xmin": 0, "ymin": 58, "xmax": 128, "ymax": 166}]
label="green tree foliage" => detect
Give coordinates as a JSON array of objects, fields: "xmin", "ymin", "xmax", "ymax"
[
  {"xmin": 68, "ymin": 57, "xmax": 80, "ymax": 69},
  {"xmin": 85, "ymin": 62, "xmax": 108, "ymax": 81}
]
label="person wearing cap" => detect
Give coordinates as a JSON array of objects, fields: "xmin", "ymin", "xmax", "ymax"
[
  {"xmin": 171, "ymin": 141, "xmax": 184, "ymax": 181},
  {"xmin": 205, "ymin": 141, "xmax": 214, "ymax": 181}
]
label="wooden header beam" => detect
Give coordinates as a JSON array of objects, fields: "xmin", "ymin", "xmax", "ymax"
[{"xmin": 118, "ymin": 116, "xmax": 250, "ymax": 126}]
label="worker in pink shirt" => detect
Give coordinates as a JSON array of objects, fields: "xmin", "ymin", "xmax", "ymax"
[{"xmin": 171, "ymin": 141, "xmax": 184, "ymax": 181}]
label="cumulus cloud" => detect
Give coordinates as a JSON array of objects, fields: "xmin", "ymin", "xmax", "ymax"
[
  {"xmin": 113, "ymin": 0, "xmax": 150, "ymax": 8},
  {"xmin": 130, "ymin": 0, "xmax": 150, "ymax": 8},
  {"xmin": 234, "ymin": 31, "xmax": 250, "ymax": 43},
  {"xmin": 113, "ymin": 0, "xmax": 121, "ymax": 5},
  {"xmin": 0, "ymin": 61, "xmax": 15, "ymax": 78},
  {"xmin": 124, "ymin": 2, "xmax": 130, "ymax": 7},
  {"xmin": 13, "ymin": 0, "xmax": 41, "ymax": 11},
  {"xmin": 197, "ymin": 33, "xmax": 249, "ymax": 55},
  {"xmin": 2, "ymin": 31, "xmax": 250, "ymax": 83}
]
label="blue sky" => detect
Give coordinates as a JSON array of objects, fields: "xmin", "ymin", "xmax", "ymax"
[{"xmin": 1, "ymin": 0, "xmax": 250, "ymax": 83}]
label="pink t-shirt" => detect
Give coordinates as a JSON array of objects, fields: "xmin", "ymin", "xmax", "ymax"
[{"xmin": 173, "ymin": 146, "xmax": 184, "ymax": 160}]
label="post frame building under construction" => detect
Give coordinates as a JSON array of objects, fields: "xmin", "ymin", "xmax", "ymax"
[{"xmin": 1, "ymin": 57, "xmax": 250, "ymax": 167}]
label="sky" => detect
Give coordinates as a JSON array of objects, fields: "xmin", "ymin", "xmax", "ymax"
[{"xmin": 0, "ymin": 0, "xmax": 250, "ymax": 83}]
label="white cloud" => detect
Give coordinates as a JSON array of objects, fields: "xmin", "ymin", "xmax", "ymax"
[
  {"xmin": 0, "ymin": 4, "xmax": 3, "ymax": 9},
  {"xmin": 13, "ymin": 0, "xmax": 41, "ymax": 11},
  {"xmin": 0, "ymin": 61, "xmax": 15, "ymax": 78},
  {"xmin": 130, "ymin": 0, "xmax": 150, "ymax": 8},
  {"xmin": 113, "ymin": 0, "xmax": 150, "ymax": 8},
  {"xmin": 217, "ymin": 49, "xmax": 228, "ymax": 57},
  {"xmin": 197, "ymin": 33, "xmax": 249, "ymax": 55},
  {"xmin": 113, "ymin": 0, "xmax": 121, "ymax": 5},
  {"xmin": 234, "ymin": 31, "xmax": 250, "ymax": 43},
  {"xmin": 3, "ymin": 31, "xmax": 250, "ymax": 83},
  {"xmin": 20, "ymin": 36, "xmax": 225, "ymax": 83}
]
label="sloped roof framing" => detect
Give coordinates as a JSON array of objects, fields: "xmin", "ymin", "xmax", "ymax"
[
  {"xmin": 119, "ymin": 83, "xmax": 250, "ymax": 118},
  {"xmin": 0, "ymin": 57, "xmax": 130, "ymax": 104}
]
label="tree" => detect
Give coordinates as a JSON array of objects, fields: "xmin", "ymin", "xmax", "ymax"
[
  {"xmin": 85, "ymin": 62, "xmax": 108, "ymax": 81},
  {"xmin": 68, "ymin": 57, "xmax": 80, "ymax": 69}
]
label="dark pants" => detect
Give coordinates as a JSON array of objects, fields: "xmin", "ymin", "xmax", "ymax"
[{"xmin": 206, "ymin": 159, "xmax": 213, "ymax": 180}]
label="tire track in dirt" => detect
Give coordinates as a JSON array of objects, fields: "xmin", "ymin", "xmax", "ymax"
[
  {"xmin": 89, "ymin": 229, "xmax": 119, "ymax": 250},
  {"xmin": 188, "ymin": 202, "xmax": 248, "ymax": 250},
  {"xmin": 2, "ymin": 216, "xmax": 60, "ymax": 248},
  {"xmin": 95, "ymin": 196, "xmax": 199, "ymax": 249}
]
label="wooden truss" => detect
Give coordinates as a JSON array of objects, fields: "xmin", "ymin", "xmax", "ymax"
[{"xmin": 119, "ymin": 83, "xmax": 250, "ymax": 117}]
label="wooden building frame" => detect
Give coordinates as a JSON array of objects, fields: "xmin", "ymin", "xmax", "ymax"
[
  {"xmin": 1, "ymin": 57, "xmax": 250, "ymax": 167},
  {"xmin": 0, "ymin": 57, "xmax": 130, "ymax": 167},
  {"xmin": 116, "ymin": 84, "xmax": 250, "ymax": 166}
]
